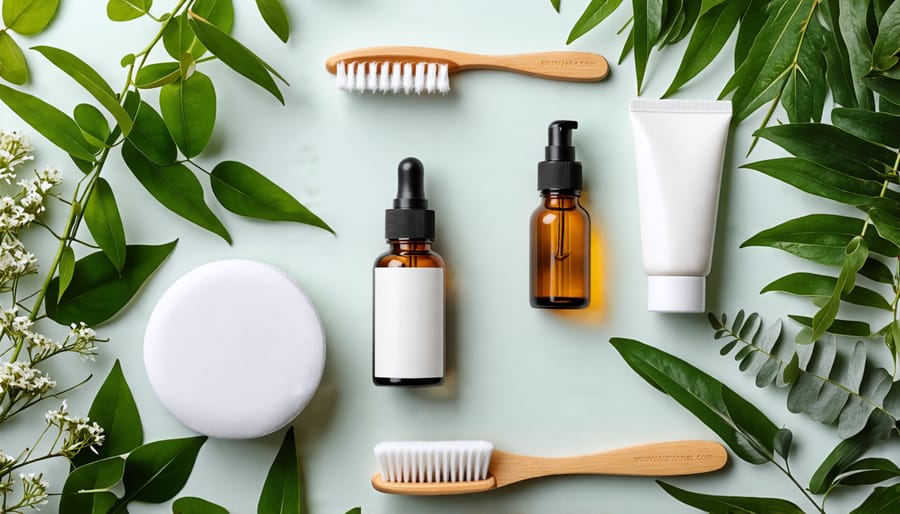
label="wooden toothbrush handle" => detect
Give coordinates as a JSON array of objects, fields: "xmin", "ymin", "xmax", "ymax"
[
  {"xmin": 458, "ymin": 51, "xmax": 609, "ymax": 82},
  {"xmin": 490, "ymin": 441, "xmax": 727, "ymax": 488}
]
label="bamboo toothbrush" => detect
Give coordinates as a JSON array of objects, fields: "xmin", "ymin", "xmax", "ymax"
[
  {"xmin": 372, "ymin": 440, "xmax": 727, "ymax": 495},
  {"xmin": 325, "ymin": 47, "xmax": 609, "ymax": 94}
]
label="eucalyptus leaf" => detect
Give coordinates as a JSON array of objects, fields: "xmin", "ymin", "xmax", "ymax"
[
  {"xmin": 0, "ymin": 84, "xmax": 96, "ymax": 161},
  {"xmin": 657, "ymin": 480, "xmax": 804, "ymax": 513},
  {"xmin": 256, "ymin": 0, "xmax": 290, "ymax": 43},
  {"xmin": 83, "ymin": 178, "xmax": 127, "ymax": 274},
  {"xmin": 258, "ymin": 427, "xmax": 300, "ymax": 514},
  {"xmin": 761, "ymin": 272, "xmax": 892, "ymax": 310},
  {"xmin": 58, "ymin": 245, "xmax": 74, "ymax": 301},
  {"xmin": 631, "ymin": 0, "xmax": 663, "ymax": 94},
  {"xmin": 107, "ymin": 0, "xmax": 152, "ymax": 22},
  {"xmin": 755, "ymin": 123, "xmax": 896, "ymax": 180},
  {"xmin": 45, "ymin": 241, "xmax": 177, "ymax": 326},
  {"xmin": 838, "ymin": 370, "xmax": 895, "ymax": 438},
  {"xmin": 74, "ymin": 103, "xmax": 111, "ymax": 148},
  {"xmin": 786, "ymin": 339, "xmax": 836, "ymax": 413},
  {"xmin": 3, "ymin": 0, "xmax": 59, "ymax": 35},
  {"xmin": 871, "ymin": 1, "xmax": 900, "ymax": 71},
  {"xmin": 32, "ymin": 46, "xmax": 133, "ymax": 136},
  {"xmin": 120, "ymin": 436, "xmax": 207, "ymax": 504},
  {"xmin": 159, "ymin": 72, "xmax": 215, "ymax": 158},
  {"xmin": 839, "ymin": 0, "xmax": 876, "ymax": 109},
  {"xmin": 609, "ymin": 338, "xmax": 778, "ymax": 464},
  {"xmin": 122, "ymin": 142, "xmax": 232, "ymax": 243},
  {"xmin": 0, "ymin": 31, "xmax": 27, "ymax": 84},
  {"xmin": 73, "ymin": 360, "xmax": 142, "ymax": 467},
  {"xmin": 173, "ymin": 497, "xmax": 229, "ymax": 514},
  {"xmin": 722, "ymin": 0, "xmax": 816, "ymax": 120},
  {"xmin": 210, "ymin": 160, "xmax": 333, "ymax": 233},
  {"xmin": 188, "ymin": 13, "xmax": 283, "ymax": 104},
  {"xmin": 567, "ymin": 0, "xmax": 624, "ymax": 44},
  {"xmin": 59, "ymin": 457, "xmax": 125, "ymax": 514},
  {"xmin": 663, "ymin": 0, "xmax": 747, "ymax": 98},
  {"xmin": 743, "ymin": 158, "xmax": 887, "ymax": 207},
  {"xmin": 126, "ymin": 100, "xmax": 177, "ymax": 165},
  {"xmin": 832, "ymin": 108, "xmax": 900, "ymax": 148}
]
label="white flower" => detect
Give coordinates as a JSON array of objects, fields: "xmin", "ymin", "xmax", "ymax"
[
  {"xmin": 66, "ymin": 322, "xmax": 99, "ymax": 360},
  {"xmin": 0, "ymin": 450, "xmax": 14, "ymax": 468},
  {"xmin": 0, "ymin": 361, "xmax": 55, "ymax": 396},
  {"xmin": 18, "ymin": 472, "xmax": 49, "ymax": 507},
  {"xmin": 0, "ymin": 131, "xmax": 33, "ymax": 183},
  {"xmin": 47, "ymin": 402, "xmax": 105, "ymax": 458}
]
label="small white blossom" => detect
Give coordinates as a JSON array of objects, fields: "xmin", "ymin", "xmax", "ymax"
[
  {"xmin": 0, "ymin": 361, "xmax": 55, "ymax": 396},
  {"xmin": 0, "ymin": 238, "xmax": 38, "ymax": 289},
  {"xmin": 0, "ymin": 450, "xmax": 14, "ymax": 468},
  {"xmin": 18, "ymin": 472, "xmax": 49, "ymax": 508},
  {"xmin": 0, "ymin": 131, "xmax": 33, "ymax": 183},
  {"xmin": 46, "ymin": 400, "xmax": 105, "ymax": 458},
  {"xmin": 66, "ymin": 322, "xmax": 99, "ymax": 360}
]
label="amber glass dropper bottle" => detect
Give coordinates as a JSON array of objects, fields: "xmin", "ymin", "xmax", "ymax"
[
  {"xmin": 373, "ymin": 157, "xmax": 445, "ymax": 386},
  {"xmin": 530, "ymin": 120, "xmax": 591, "ymax": 309}
]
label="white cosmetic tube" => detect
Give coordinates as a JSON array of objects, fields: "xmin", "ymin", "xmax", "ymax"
[{"xmin": 629, "ymin": 99, "xmax": 732, "ymax": 313}]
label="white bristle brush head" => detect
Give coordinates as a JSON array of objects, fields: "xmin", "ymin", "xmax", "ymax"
[
  {"xmin": 374, "ymin": 440, "xmax": 493, "ymax": 483},
  {"xmin": 336, "ymin": 61, "xmax": 451, "ymax": 94}
]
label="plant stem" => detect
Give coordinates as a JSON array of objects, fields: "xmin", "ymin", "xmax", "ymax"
[{"xmin": 770, "ymin": 458, "xmax": 826, "ymax": 514}]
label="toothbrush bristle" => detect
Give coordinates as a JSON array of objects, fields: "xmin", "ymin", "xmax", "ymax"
[
  {"xmin": 335, "ymin": 60, "xmax": 451, "ymax": 94},
  {"xmin": 374, "ymin": 441, "xmax": 493, "ymax": 483}
]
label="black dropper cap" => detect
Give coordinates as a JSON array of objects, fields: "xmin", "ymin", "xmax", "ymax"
[
  {"xmin": 538, "ymin": 120, "xmax": 583, "ymax": 192},
  {"xmin": 385, "ymin": 157, "xmax": 435, "ymax": 240}
]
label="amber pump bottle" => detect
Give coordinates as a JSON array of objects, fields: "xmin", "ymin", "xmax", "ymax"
[
  {"xmin": 373, "ymin": 157, "xmax": 445, "ymax": 386},
  {"xmin": 530, "ymin": 120, "xmax": 591, "ymax": 309}
]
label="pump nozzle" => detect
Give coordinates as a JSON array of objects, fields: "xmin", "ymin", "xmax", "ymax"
[
  {"xmin": 394, "ymin": 157, "xmax": 428, "ymax": 209},
  {"xmin": 546, "ymin": 120, "xmax": 578, "ymax": 161}
]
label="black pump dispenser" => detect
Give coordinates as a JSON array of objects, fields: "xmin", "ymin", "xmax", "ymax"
[
  {"xmin": 385, "ymin": 157, "xmax": 435, "ymax": 240},
  {"xmin": 538, "ymin": 120, "xmax": 583, "ymax": 192}
]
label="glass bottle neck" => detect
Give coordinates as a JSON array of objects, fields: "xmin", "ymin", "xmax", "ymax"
[
  {"xmin": 387, "ymin": 240, "xmax": 433, "ymax": 252},
  {"xmin": 541, "ymin": 191, "xmax": 580, "ymax": 208}
]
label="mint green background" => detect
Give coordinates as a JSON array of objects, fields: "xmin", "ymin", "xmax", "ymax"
[{"xmin": 1, "ymin": 1, "xmax": 896, "ymax": 513}]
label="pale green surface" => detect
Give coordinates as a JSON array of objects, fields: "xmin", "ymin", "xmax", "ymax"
[{"xmin": 1, "ymin": 1, "xmax": 897, "ymax": 513}]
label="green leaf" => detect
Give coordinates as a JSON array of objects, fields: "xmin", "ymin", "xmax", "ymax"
[
  {"xmin": 107, "ymin": 0, "xmax": 152, "ymax": 22},
  {"xmin": 126, "ymin": 100, "xmax": 177, "ymax": 165},
  {"xmin": 58, "ymin": 246, "xmax": 74, "ymax": 301},
  {"xmin": 74, "ymin": 104, "xmax": 111, "ymax": 148},
  {"xmin": 45, "ymin": 241, "xmax": 177, "ymax": 326},
  {"xmin": 832, "ymin": 108, "xmax": 900, "ymax": 148},
  {"xmin": 609, "ymin": 338, "xmax": 778, "ymax": 464},
  {"xmin": 0, "ymin": 84, "xmax": 96, "ymax": 161},
  {"xmin": 344, "ymin": 509, "xmax": 361, "ymax": 514},
  {"xmin": 120, "ymin": 436, "xmax": 207, "ymax": 504},
  {"xmin": 59, "ymin": 457, "xmax": 125, "ymax": 514},
  {"xmin": 163, "ymin": 13, "xmax": 203, "ymax": 60},
  {"xmin": 782, "ymin": 352, "xmax": 801, "ymax": 384},
  {"xmin": 723, "ymin": 0, "xmax": 816, "ymax": 120},
  {"xmin": 632, "ymin": 0, "xmax": 663, "ymax": 94},
  {"xmin": 734, "ymin": 0, "xmax": 771, "ymax": 71},
  {"xmin": 134, "ymin": 62, "xmax": 181, "ymax": 89},
  {"xmin": 258, "ymin": 427, "xmax": 300, "ymax": 514},
  {"xmin": 811, "ymin": 411, "xmax": 895, "ymax": 493},
  {"xmin": 32, "ymin": 46, "xmax": 133, "ymax": 137},
  {"xmin": 837, "ymin": 458, "xmax": 900, "ymax": 487},
  {"xmin": 788, "ymin": 315, "xmax": 871, "ymax": 337},
  {"xmin": 3, "ymin": 0, "xmax": 59, "ymax": 35},
  {"xmin": 173, "ymin": 497, "xmax": 229, "ymax": 514},
  {"xmin": 742, "ymin": 213, "xmax": 899, "ymax": 263},
  {"xmin": 786, "ymin": 339, "xmax": 837, "ymax": 413},
  {"xmin": 73, "ymin": 360, "xmax": 142, "ymax": 467},
  {"xmin": 656, "ymin": 0, "xmax": 683, "ymax": 47},
  {"xmin": 84, "ymin": 178, "xmax": 127, "ymax": 274},
  {"xmin": 663, "ymin": 0, "xmax": 747, "ymax": 98},
  {"xmin": 839, "ymin": 0, "xmax": 876, "ymax": 109},
  {"xmin": 0, "ymin": 31, "xmax": 27, "ymax": 84},
  {"xmin": 192, "ymin": 0, "xmax": 234, "ymax": 32},
  {"xmin": 210, "ymin": 161, "xmax": 332, "ymax": 233},
  {"xmin": 774, "ymin": 428, "xmax": 792, "ymax": 459},
  {"xmin": 618, "ymin": 26, "xmax": 634, "ymax": 64},
  {"xmin": 188, "ymin": 12, "xmax": 283, "ymax": 103},
  {"xmin": 871, "ymin": 0, "xmax": 900, "ymax": 71},
  {"xmin": 863, "ymin": 75, "xmax": 900, "ymax": 105},
  {"xmin": 550, "ymin": 0, "xmax": 560, "ymax": 12},
  {"xmin": 256, "ymin": 0, "xmax": 290, "ymax": 42},
  {"xmin": 159, "ymin": 72, "xmax": 215, "ymax": 158},
  {"xmin": 782, "ymin": 17, "xmax": 827, "ymax": 123},
  {"xmin": 839, "ymin": 372, "xmax": 895, "ymax": 438},
  {"xmin": 821, "ymin": 0, "xmax": 859, "ymax": 107},
  {"xmin": 567, "ymin": 0, "xmax": 624, "ymax": 44},
  {"xmin": 658, "ymin": 481, "xmax": 804, "ymax": 513},
  {"xmin": 869, "ymin": 207, "xmax": 900, "ymax": 248},
  {"xmin": 762, "ymin": 272, "xmax": 890, "ymax": 310},
  {"xmin": 122, "ymin": 142, "xmax": 231, "ymax": 243},
  {"xmin": 743, "ymin": 157, "xmax": 888, "ymax": 206},
  {"xmin": 755, "ymin": 123, "xmax": 896, "ymax": 180}
]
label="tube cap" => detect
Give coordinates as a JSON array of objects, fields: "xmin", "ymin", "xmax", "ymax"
[{"xmin": 647, "ymin": 276, "xmax": 706, "ymax": 313}]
